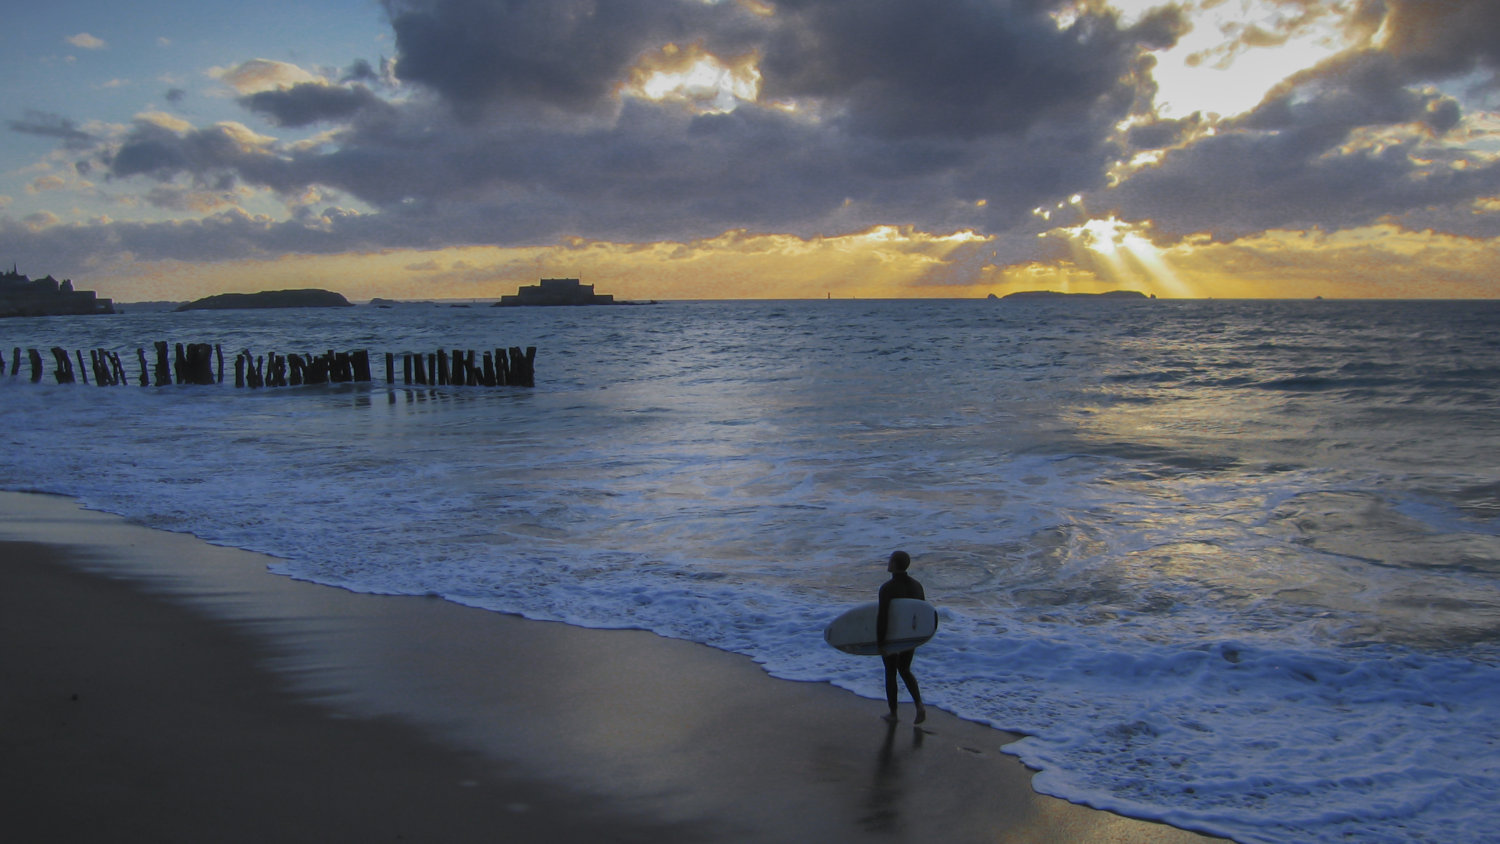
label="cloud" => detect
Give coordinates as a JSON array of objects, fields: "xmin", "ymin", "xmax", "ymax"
[
  {"xmin": 1104, "ymin": 1, "xmax": 1500, "ymax": 240},
  {"xmin": 6, "ymin": 0, "xmax": 1498, "ymax": 299},
  {"xmin": 756, "ymin": 0, "xmax": 1184, "ymax": 140},
  {"xmin": 8, "ymin": 110, "xmax": 97, "ymax": 151},
  {"xmin": 66, "ymin": 33, "xmax": 106, "ymax": 50},
  {"xmin": 88, "ymin": 0, "xmax": 1172, "ymax": 249},
  {"xmin": 382, "ymin": 0, "xmax": 744, "ymax": 117},
  {"xmin": 108, "ymin": 114, "xmax": 282, "ymax": 190},
  {"xmin": 213, "ymin": 59, "xmax": 325, "ymax": 95},
  {"xmin": 1374, "ymin": 0, "xmax": 1500, "ymax": 81},
  {"xmin": 239, "ymin": 83, "xmax": 394, "ymax": 128}
]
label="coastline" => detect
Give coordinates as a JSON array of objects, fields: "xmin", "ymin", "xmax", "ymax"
[{"xmin": 0, "ymin": 491, "xmax": 1223, "ymax": 843}]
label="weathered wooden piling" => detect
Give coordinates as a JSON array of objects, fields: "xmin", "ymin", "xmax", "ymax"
[
  {"xmin": 178, "ymin": 343, "xmax": 216, "ymax": 385},
  {"xmin": 88, "ymin": 349, "xmax": 107, "ymax": 386},
  {"xmin": 153, "ymin": 342, "xmax": 170, "ymax": 386},
  {"xmin": 51, "ymin": 348, "xmax": 75, "ymax": 384},
  {"xmin": 11, "ymin": 340, "xmax": 536, "ymax": 390}
]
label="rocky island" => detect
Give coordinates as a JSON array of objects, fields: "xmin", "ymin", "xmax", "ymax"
[
  {"xmin": 175, "ymin": 289, "xmax": 353, "ymax": 312},
  {"xmin": 0, "ymin": 266, "xmax": 115, "ymax": 317}
]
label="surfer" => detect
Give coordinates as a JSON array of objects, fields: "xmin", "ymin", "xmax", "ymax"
[{"xmin": 878, "ymin": 550, "xmax": 927, "ymax": 724}]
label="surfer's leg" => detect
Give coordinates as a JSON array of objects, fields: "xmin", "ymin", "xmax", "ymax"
[
  {"xmin": 896, "ymin": 651, "xmax": 926, "ymax": 723},
  {"xmin": 882, "ymin": 653, "xmax": 900, "ymax": 720}
]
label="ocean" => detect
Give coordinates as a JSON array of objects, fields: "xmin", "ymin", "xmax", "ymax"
[{"xmin": 2, "ymin": 297, "xmax": 1497, "ymax": 843}]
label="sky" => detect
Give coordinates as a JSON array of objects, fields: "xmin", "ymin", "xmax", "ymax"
[{"xmin": 2, "ymin": 0, "xmax": 1498, "ymax": 302}]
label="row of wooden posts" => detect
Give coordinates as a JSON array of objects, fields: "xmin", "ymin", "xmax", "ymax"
[{"xmin": 0, "ymin": 342, "xmax": 536, "ymax": 388}]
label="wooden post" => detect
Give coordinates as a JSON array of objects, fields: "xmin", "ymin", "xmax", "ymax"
[
  {"xmin": 75, "ymin": 350, "xmax": 89, "ymax": 385},
  {"xmin": 385, "ymin": 352, "xmax": 395, "ymax": 385},
  {"xmin": 403, "ymin": 353, "xmax": 413, "ymax": 385},
  {"xmin": 89, "ymin": 350, "xmax": 109, "ymax": 386},
  {"xmin": 235, "ymin": 353, "xmax": 246, "ymax": 388},
  {"xmin": 0, "ymin": 348, "xmax": 5, "ymax": 376},
  {"xmin": 137, "ymin": 348, "xmax": 149, "ymax": 386},
  {"xmin": 495, "ymin": 348, "xmax": 510, "ymax": 386},
  {"xmin": 182, "ymin": 343, "xmax": 215, "ymax": 384},
  {"xmin": 51, "ymin": 348, "xmax": 75, "ymax": 384},
  {"xmin": 174, "ymin": 343, "xmax": 187, "ymax": 384},
  {"xmin": 153, "ymin": 341, "xmax": 170, "ymax": 386},
  {"xmin": 482, "ymin": 352, "xmax": 496, "ymax": 387},
  {"xmin": 508, "ymin": 347, "xmax": 536, "ymax": 387},
  {"xmin": 305, "ymin": 354, "xmax": 327, "ymax": 385},
  {"xmin": 10, "ymin": 347, "xmax": 19, "ymax": 378},
  {"xmin": 349, "ymin": 350, "xmax": 369, "ymax": 383},
  {"xmin": 108, "ymin": 351, "xmax": 128, "ymax": 386},
  {"xmin": 29, "ymin": 349, "xmax": 43, "ymax": 382},
  {"xmin": 216, "ymin": 345, "xmax": 225, "ymax": 384}
]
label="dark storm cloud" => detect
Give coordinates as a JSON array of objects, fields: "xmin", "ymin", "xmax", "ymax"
[
  {"xmin": 110, "ymin": 119, "xmax": 268, "ymax": 183},
  {"xmin": 80, "ymin": 0, "xmax": 1167, "ymax": 253},
  {"xmin": 348, "ymin": 0, "xmax": 1174, "ymax": 234},
  {"xmin": 8, "ymin": 110, "xmax": 96, "ymax": 151},
  {"xmin": 756, "ymin": 0, "xmax": 1184, "ymax": 139},
  {"xmin": 238, "ymin": 83, "xmax": 394, "ymax": 127},
  {"xmin": 382, "ymin": 0, "xmax": 755, "ymax": 116},
  {"xmin": 17, "ymin": 0, "xmax": 1497, "ymax": 276},
  {"xmin": 1371, "ymin": 0, "xmax": 1500, "ymax": 81}
]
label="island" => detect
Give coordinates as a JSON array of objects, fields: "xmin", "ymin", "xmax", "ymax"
[
  {"xmin": 496, "ymin": 278, "xmax": 615, "ymax": 307},
  {"xmin": 991, "ymin": 290, "xmax": 1153, "ymax": 300},
  {"xmin": 0, "ymin": 266, "xmax": 115, "ymax": 317},
  {"xmin": 175, "ymin": 289, "xmax": 354, "ymax": 312}
]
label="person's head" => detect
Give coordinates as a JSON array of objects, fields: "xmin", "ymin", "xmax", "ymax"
[{"xmin": 887, "ymin": 550, "xmax": 911, "ymax": 573}]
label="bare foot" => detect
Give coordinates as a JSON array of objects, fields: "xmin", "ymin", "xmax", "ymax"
[
  {"xmin": 914, "ymin": 705, "xmax": 927, "ymax": 724},
  {"xmin": 882, "ymin": 712, "xmax": 899, "ymax": 724}
]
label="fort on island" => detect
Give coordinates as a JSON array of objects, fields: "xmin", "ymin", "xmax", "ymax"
[
  {"xmin": 498, "ymin": 278, "xmax": 614, "ymax": 307},
  {"xmin": 0, "ymin": 266, "xmax": 115, "ymax": 317}
]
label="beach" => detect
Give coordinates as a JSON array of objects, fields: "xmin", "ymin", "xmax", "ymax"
[{"xmin": 0, "ymin": 491, "xmax": 1222, "ymax": 842}]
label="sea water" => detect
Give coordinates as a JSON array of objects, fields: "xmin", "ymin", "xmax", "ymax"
[{"xmin": 2, "ymin": 298, "xmax": 1497, "ymax": 843}]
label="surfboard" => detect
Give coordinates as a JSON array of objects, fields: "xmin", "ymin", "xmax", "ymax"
[{"xmin": 823, "ymin": 598, "xmax": 938, "ymax": 656}]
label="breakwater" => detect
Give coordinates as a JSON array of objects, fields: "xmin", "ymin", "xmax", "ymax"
[{"xmin": 1, "ymin": 343, "xmax": 536, "ymax": 388}]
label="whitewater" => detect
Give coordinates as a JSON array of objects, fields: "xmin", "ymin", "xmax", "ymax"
[{"xmin": 2, "ymin": 297, "xmax": 1497, "ymax": 843}]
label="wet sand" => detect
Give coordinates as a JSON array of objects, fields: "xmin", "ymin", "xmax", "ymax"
[{"xmin": 0, "ymin": 491, "xmax": 1223, "ymax": 842}]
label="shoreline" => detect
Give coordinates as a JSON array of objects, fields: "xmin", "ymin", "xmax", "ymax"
[{"xmin": 0, "ymin": 491, "xmax": 1223, "ymax": 842}]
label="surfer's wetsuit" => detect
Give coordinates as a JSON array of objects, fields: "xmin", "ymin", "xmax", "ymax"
[{"xmin": 878, "ymin": 571, "xmax": 925, "ymax": 717}]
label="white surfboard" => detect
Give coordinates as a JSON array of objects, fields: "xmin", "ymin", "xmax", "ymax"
[{"xmin": 823, "ymin": 598, "xmax": 938, "ymax": 656}]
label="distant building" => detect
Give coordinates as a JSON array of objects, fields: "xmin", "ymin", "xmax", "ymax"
[
  {"xmin": 498, "ymin": 278, "xmax": 615, "ymax": 307},
  {"xmin": 0, "ymin": 266, "xmax": 115, "ymax": 317}
]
